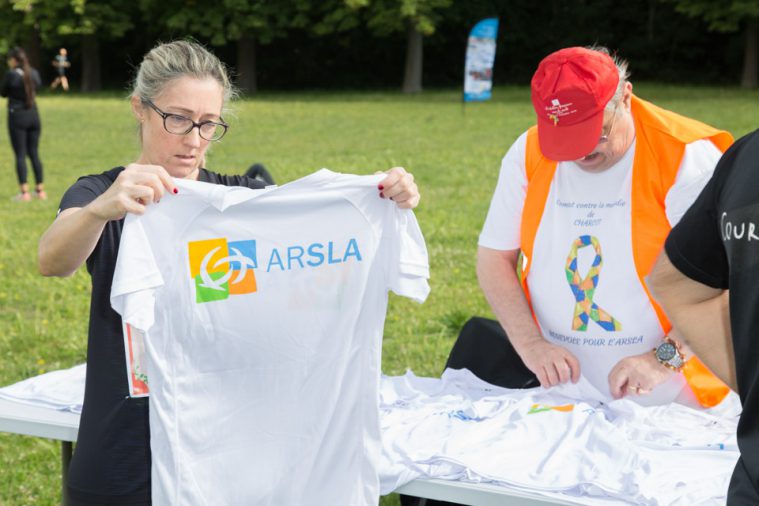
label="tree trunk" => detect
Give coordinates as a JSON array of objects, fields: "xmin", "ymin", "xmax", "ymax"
[
  {"xmin": 81, "ymin": 33, "xmax": 101, "ymax": 92},
  {"xmin": 236, "ymin": 33, "xmax": 257, "ymax": 95},
  {"xmin": 24, "ymin": 29, "xmax": 42, "ymax": 75},
  {"xmin": 741, "ymin": 19, "xmax": 758, "ymax": 89},
  {"xmin": 402, "ymin": 22, "xmax": 423, "ymax": 94}
]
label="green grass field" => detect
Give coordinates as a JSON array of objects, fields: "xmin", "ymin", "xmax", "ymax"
[{"xmin": 0, "ymin": 85, "xmax": 757, "ymax": 505}]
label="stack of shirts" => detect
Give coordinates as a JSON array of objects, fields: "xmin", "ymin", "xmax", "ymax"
[
  {"xmin": 379, "ymin": 368, "xmax": 741, "ymax": 505},
  {"xmin": 0, "ymin": 364, "xmax": 85, "ymax": 414},
  {"xmin": 0, "ymin": 364, "xmax": 742, "ymax": 504}
]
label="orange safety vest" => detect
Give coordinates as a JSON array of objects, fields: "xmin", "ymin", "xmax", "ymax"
[{"xmin": 519, "ymin": 95, "xmax": 733, "ymax": 408}]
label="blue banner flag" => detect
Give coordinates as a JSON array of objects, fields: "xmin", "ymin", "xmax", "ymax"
[{"xmin": 463, "ymin": 18, "xmax": 499, "ymax": 102}]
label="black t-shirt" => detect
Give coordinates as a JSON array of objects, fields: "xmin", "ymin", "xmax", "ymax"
[
  {"xmin": 59, "ymin": 167, "xmax": 265, "ymax": 504},
  {"xmin": 666, "ymin": 130, "xmax": 759, "ymax": 504},
  {"xmin": 0, "ymin": 67, "xmax": 41, "ymax": 111}
]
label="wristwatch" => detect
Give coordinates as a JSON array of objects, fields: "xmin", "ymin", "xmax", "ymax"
[{"xmin": 654, "ymin": 338, "xmax": 686, "ymax": 372}]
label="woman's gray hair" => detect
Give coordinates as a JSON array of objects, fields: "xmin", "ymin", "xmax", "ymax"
[
  {"xmin": 131, "ymin": 40, "xmax": 237, "ymax": 106},
  {"xmin": 587, "ymin": 45, "xmax": 630, "ymax": 111}
]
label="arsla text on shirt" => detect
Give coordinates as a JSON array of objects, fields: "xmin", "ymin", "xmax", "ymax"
[
  {"xmin": 266, "ymin": 238, "xmax": 362, "ymax": 272},
  {"xmin": 548, "ymin": 330, "xmax": 643, "ymax": 347}
]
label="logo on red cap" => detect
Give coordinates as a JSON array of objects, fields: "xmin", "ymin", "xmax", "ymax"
[{"xmin": 545, "ymin": 98, "xmax": 576, "ymax": 126}]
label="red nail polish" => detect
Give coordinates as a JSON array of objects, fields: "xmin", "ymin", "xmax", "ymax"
[
  {"xmin": 173, "ymin": 188, "xmax": 179, "ymax": 194},
  {"xmin": 378, "ymin": 184, "xmax": 384, "ymax": 190},
  {"xmin": 380, "ymin": 192, "xmax": 385, "ymax": 198}
]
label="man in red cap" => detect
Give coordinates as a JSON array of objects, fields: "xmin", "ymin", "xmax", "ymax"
[{"xmin": 449, "ymin": 46, "xmax": 733, "ymax": 407}]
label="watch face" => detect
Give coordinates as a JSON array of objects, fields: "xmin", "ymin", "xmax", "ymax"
[{"xmin": 657, "ymin": 342, "xmax": 677, "ymax": 362}]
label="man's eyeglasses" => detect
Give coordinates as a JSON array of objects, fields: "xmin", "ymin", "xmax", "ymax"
[
  {"xmin": 142, "ymin": 99, "xmax": 228, "ymax": 141},
  {"xmin": 598, "ymin": 103, "xmax": 620, "ymax": 144}
]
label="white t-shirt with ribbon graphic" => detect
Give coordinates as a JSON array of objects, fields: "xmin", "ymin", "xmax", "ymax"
[
  {"xmin": 110, "ymin": 169, "xmax": 430, "ymax": 506},
  {"xmin": 480, "ymin": 133, "xmax": 722, "ymax": 404}
]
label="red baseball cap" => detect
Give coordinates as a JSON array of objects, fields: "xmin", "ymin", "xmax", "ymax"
[{"xmin": 530, "ymin": 47, "xmax": 619, "ymax": 161}]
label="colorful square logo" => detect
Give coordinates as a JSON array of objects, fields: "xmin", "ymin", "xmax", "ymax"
[{"xmin": 188, "ymin": 238, "xmax": 258, "ymax": 303}]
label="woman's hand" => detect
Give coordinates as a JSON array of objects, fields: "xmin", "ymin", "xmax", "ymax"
[
  {"xmin": 378, "ymin": 167, "xmax": 420, "ymax": 209},
  {"xmin": 88, "ymin": 163, "xmax": 178, "ymax": 221},
  {"xmin": 39, "ymin": 164, "xmax": 178, "ymax": 277}
]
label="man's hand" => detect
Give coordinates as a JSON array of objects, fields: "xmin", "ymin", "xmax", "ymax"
[
  {"xmin": 608, "ymin": 351, "xmax": 674, "ymax": 399},
  {"xmin": 520, "ymin": 339, "xmax": 581, "ymax": 388},
  {"xmin": 377, "ymin": 167, "xmax": 420, "ymax": 209}
]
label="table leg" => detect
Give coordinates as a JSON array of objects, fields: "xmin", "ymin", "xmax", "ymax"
[{"xmin": 61, "ymin": 441, "xmax": 72, "ymax": 506}]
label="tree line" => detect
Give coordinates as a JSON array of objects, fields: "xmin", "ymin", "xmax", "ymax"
[{"xmin": 1, "ymin": 0, "xmax": 757, "ymax": 94}]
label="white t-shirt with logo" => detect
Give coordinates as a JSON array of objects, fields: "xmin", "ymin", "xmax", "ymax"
[
  {"xmin": 379, "ymin": 368, "xmax": 740, "ymax": 505},
  {"xmin": 479, "ymin": 132, "xmax": 722, "ymax": 403},
  {"xmin": 110, "ymin": 169, "xmax": 430, "ymax": 506}
]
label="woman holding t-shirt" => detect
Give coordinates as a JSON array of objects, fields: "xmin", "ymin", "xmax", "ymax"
[{"xmin": 38, "ymin": 40, "xmax": 420, "ymax": 506}]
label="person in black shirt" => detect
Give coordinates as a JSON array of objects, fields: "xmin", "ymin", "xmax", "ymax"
[
  {"xmin": 38, "ymin": 40, "xmax": 421, "ymax": 506},
  {"xmin": 649, "ymin": 129, "xmax": 759, "ymax": 504},
  {"xmin": 1, "ymin": 46, "xmax": 46, "ymax": 201}
]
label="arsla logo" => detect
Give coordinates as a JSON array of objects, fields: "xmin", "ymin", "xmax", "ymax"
[
  {"xmin": 187, "ymin": 237, "xmax": 363, "ymax": 304},
  {"xmin": 188, "ymin": 238, "xmax": 258, "ymax": 303}
]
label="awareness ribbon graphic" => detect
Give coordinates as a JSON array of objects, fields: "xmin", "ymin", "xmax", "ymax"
[{"xmin": 565, "ymin": 235, "xmax": 622, "ymax": 331}]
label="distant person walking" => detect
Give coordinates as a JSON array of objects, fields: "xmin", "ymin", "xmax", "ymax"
[
  {"xmin": 51, "ymin": 47, "xmax": 70, "ymax": 91},
  {"xmin": 0, "ymin": 47, "xmax": 46, "ymax": 201}
]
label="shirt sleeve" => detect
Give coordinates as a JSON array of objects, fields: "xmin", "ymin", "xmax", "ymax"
[
  {"xmin": 110, "ymin": 214, "xmax": 165, "ymax": 332},
  {"xmin": 665, "ymin": 152, "xmax": 730, "ymax": 290},
  {"xmin": 386, "ymin": 208, "xmax": 430, "ymax": 303},
  {"xmin": 664, "ymin": 139, "xmax": 723, "ymax": 226},
  {"xmin": 59, "ymin": 175, "xmax": 107, "ymax": 212},
  {"xmin": 478, "ymin": 132, "xmax": 529, "ymax": 250}
]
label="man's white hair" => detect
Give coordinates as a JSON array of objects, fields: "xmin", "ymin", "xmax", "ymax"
[{"xmin": 586, "ymin": 45, "xmax": 630, "ymax": 111}]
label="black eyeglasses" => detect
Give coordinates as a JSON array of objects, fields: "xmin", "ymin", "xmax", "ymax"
[{"xmin": 142, "ymin": 99, "xmax": 228, "ymax": 141}]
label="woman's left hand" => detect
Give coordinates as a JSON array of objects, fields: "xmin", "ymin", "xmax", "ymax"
[{"xmin": 378, "ymin": 167, "xmax": 420, "ymax": 209}]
